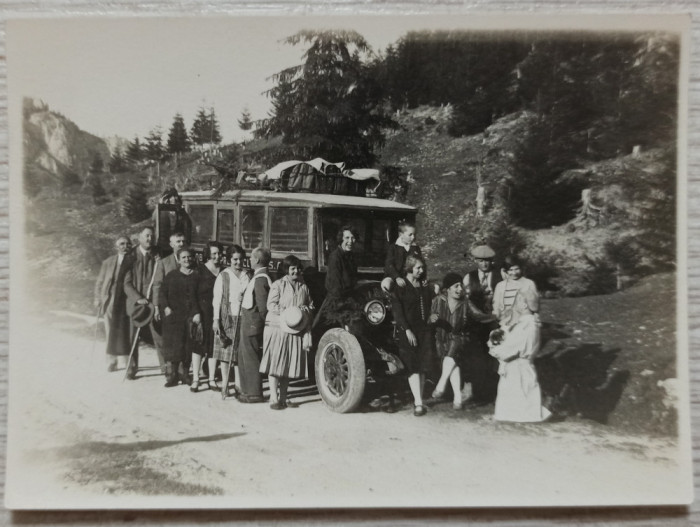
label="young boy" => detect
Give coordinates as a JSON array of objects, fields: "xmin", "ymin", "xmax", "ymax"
[{"xmin": 382, "ymin": 220, "xmax": 423, "ymax": 292}]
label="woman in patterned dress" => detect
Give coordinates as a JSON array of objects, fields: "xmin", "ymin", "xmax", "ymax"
[
  {"xmin": 259, "ymin": 255, "xmax": 314, "ymax": 410},
  {"xmin": 431, "ymin": 272, "xmax": 496, "ymax": 409},
  {"xmin": 212, "ymin": 245, "xmax": 251, "ymax": 399}
]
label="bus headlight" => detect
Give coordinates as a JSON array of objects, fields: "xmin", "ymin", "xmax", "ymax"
[{"xmin": 364, "ymin": 299, "xmax": 386, "ymax": 325}]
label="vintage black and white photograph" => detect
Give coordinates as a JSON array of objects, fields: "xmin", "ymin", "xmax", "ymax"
[{"xmin": 4, "ymin": 14, "xmax": 692, "ymax": 508}]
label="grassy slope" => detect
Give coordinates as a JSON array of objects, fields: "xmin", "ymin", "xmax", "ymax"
[{"xmin": 538, "ymin": 272, "xmax": 677, "ymax": 436}]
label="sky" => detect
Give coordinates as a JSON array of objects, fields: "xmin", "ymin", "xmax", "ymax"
[
  {"xmin": 7, "ymin": 16, "xmax": 417, "ymax": 144},
  {"xmin": 7, "ymin": 15, "xmax": 687, "ymax": 145}
]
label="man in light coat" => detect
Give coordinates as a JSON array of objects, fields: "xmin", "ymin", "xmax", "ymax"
[{"xmin": 94, "ymin": 235, "xmax": 132, "ymax": 371}]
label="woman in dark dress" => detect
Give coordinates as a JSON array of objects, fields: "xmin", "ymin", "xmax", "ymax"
[
  {"xmin": 391, "ymin": 254, "xmax": 437, "ymax": 416},
  {"xmin": 194, "ymin": 241, "xmax": 224, "ymax": 392},
  {"xmin": 159, "ymin": 247, "xmax": 201, "ymax": 388}
]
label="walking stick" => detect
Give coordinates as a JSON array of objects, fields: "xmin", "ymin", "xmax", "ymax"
[
  {"xmin": 123, "ymin": 257, "xmax": 160, "ymax": 382},
  {"xmin": 91, "ymin": 307, "xmax": 101, "ymax": 366}
]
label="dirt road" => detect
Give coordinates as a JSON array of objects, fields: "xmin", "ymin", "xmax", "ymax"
[{"xmin": 4, "ymin": 311, "xmax": 692, "ymax": 509}]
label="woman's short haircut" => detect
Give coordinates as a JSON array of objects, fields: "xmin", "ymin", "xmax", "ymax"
[
  {"xmin": 251, "ymin": 246, "xmax": 272, "ymax": 267},
  {"xmin": 176, "ymin": 247, "xmax": 193, "ymax": 259},
  {"xmin": 502, "ymin": 254, "xmax": 525, "ymax": 271},
  {"xmin": 202, "ymin": 241, "xmax": 224, "ymax": 262},
  {"xmin": 281, "ymin": 254, "xmax": 303, "ymax": 276},
  {"xmin": 403, "ymin": 254, "xmax": 426, "ymax": 275},
  {"xmin": 336, "ymin": 225, "xmax": 359, "ymax": 244},
  {"xmin": 228, "ymin": 244, "xmax": 246, "ymax": 260}
]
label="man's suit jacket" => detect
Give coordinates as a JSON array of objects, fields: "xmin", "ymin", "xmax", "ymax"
[
  {"xmin": 124, "ymin": 249, "xmax": 159, "ymax": 317},
  {"xmin": 152, "ymin": 253, "xmax": 178, "ymax": 308},
  {"xmin": 94, "ymin": 254, "xmax": 127, "ymax": 315},
  {"xmin": 464, "ymin": 269, "xmax": 502, "ymax": 314}
]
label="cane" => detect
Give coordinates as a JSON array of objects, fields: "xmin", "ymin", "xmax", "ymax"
[
  {"xmin": 91, "ymin": 307, "xmax": 101, "ymax": 366},
  {"xmin": 123, "ymin": 257, "xmax": 160, "ymax": 382}
]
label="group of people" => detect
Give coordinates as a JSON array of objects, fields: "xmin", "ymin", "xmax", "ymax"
[
  {"xmin": 94, "ymin": 220, "xmax": 551, "ymax": 421},
  {"xmin": 380, "ymin": 221, "xmax": 550, "ymax": 422}
]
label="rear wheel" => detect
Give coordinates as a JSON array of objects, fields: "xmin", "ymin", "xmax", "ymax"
[{"xmin": 315, "ymin": 328, "xmax": 366, "ymax": 413}]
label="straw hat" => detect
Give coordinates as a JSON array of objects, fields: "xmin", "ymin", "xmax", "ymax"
[{"xmin": 280, "ymin": 306, "xmax": 311, "ymax": 335}]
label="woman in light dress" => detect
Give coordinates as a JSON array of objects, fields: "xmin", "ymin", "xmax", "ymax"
[
  {"xmin": 489, "ymin": 255, "xmax": 551, "ymax": 423},
  {"xmin": 212, "ymin": 245, "xmax": 251, "ymax": 399},
  {"xmin": 259, "ymin": 255, "xmax": 314, "ymax": 410}
]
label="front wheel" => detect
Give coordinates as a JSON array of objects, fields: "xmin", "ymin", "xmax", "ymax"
[{"xmin": 315, "ymin": 328, "xmax": 366, "ymax": 413}]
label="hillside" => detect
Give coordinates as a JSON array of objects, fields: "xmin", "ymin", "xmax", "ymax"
[{"xmin": 378, "ymin": 105, "xmax": 675, "ymax": 295}]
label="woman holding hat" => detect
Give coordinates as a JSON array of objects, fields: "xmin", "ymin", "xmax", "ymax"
[
  {"xmin": 259, "ymin": 254, "xmax": 314, "ymax": 410},
  {"xmin": 488, "ymin": 255, "xmax": 550, "ymax": 422},
  {"xmin": 431, "ymin": 273, "xmax": 496, "ymax": 410}
]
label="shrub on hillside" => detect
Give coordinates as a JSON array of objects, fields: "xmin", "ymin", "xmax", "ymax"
[{"xmin": 121, "ymin": 181, "xmax": 151, "ymax": 223}]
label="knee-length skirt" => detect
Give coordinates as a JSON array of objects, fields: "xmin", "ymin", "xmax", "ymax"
[
  {"xmin": 213, "ymin": 315, "xmax": 241, "ymax": 364},
  {"xmin": 259, "ymin": 324, "xmax": 308, "ymax": 380}
]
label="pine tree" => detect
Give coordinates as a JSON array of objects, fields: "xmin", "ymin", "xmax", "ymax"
[
  {"xmin": 144, "ymin": 127, "xmax": 164, "ymax": 162},
  {"xmin": 190, "ymin": 107, "xmax": 209, "ymax": 146},
  {"xmin": 256, "ymin": 30, "xmax": 395, "ymax": 167},
  {"xmin": 191, "ymin": 107, "xmax": 222, "ymax": 145},
  {"xmin": 208, "ymin": 108, "xmax": 222, "ymax": 144},
  {"xmin": 121, "ymin": 180, "xmax": 150, "ymax": 222},
  {"xmin": 167, "ymin": 113, "xmax": 191, "ymax": 154},
  {"xmin": 108, "ymin": 148, "xmax": 128, "ymax": 174},
  {"xmin": 125, "ymin": 137, "xmax": 143, "ymax": 167},
  {"xmin": 238, "ymin": 106, "xmax": 253, "ymax": 131}
]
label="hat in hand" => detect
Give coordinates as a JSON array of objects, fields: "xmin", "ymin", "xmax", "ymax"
[
  {"xmin": 131, "ymin": 303, "xmax": 155, "ymax": 328},
  {"xmin": 470, "ymin": 245, "xmax": 496, "ymax": 259},
  {"xmin": 280, "ymin": 306, "xmax": 311, "ymax": 335}
]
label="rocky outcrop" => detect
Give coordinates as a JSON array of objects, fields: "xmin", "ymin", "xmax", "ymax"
[{"xmin": 23, "ymin": 97, "xmax": 111, "ymax": 188}]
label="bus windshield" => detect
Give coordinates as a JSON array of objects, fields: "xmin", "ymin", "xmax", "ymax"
[{"xmin": 320, "ymin": 208, "xmax": 414, "ymax": 269}]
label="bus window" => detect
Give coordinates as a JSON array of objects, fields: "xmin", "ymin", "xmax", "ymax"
[
  {"xmin": 189, "ymin": 205, "xmax": 214, "ymax": 245},
  {"xmin": 217, "ymin": 209, "xmax": 235, "ymax": 244},
  {"xmin": 240, "ymin": 206, "xmax": 265, "ymax": 250},
  {"xmin": 270, "ymin": 207, "xmax": 309, "ymax": 255}
]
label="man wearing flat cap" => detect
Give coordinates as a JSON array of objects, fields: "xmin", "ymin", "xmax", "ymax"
[
  {"xmin": 463, "ymin": 244, "xmax": 501, "ymax": 315},
  {"xmin": 462, "ymin": 244, "xmax": 502, "ymax": 403}
]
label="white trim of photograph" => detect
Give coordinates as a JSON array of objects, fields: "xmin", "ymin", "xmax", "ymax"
[{"xmin": 4, "ymin": 13, "xmax": 693, "ymax": 509}]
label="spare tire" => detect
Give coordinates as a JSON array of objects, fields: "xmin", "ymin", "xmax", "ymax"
[{"xmin": 315, "ymin": 328, "xmax": 366, "ymax": 413}]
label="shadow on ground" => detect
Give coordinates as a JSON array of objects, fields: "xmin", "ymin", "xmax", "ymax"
[{"xmin": 536, "ymin": 333, "xmax": 630, "ymax": 424}]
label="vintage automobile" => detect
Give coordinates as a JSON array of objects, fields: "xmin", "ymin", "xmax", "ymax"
[{"xmin": 156, "ymin": 178, "xmax": 417, "ymax": 413}]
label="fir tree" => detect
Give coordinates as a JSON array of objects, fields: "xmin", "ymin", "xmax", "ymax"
[
  {"xmin": 144, "ymin": 127, "xmax": 165, "ymax": 162},
  {"xmin": 125, "ymin": 137, "xmax": 143, "ymax": 167},
  {"xmin": 190, "ymin": 107, "xmax": 209, "ymax": 146},
  {"xmin": 238, "ymin": 106, "xmax": 253, "ymax": 131},
  {"xmin": 191, "ymin": 107, "xmax": 222, "ymax": 145},
  {"xmin": 256, "ymin": 30, "xmax": 395, "ymax": 167},
  {"xmin": 121, "ymin": 180, "xmax": 150, "ymax": 222},
  {"xmin": 167, "ymin": 113, "xmax": 191, "ymax": 154},
  {"xmin": 208, "ymin": 108, "xmax": 222, "ymax": 144},
  {"xmin": 108, "ymin": 148, "xmax": 128, "ymax": 174}
]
